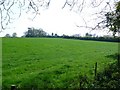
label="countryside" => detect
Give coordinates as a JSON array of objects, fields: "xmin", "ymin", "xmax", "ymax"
[{"xmin": 1, "ymin": 0, "xmax": 120, "ymax": 89}]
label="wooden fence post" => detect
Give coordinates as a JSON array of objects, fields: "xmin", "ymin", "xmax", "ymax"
[
  {"xmin": 94, "ymin": 62, "xmax": 97, "ymax": 79},
  {"xmin": 11, "ymin": 85, "xmax": 16, "ymax": 90},
  {"xmin": 118, "ymin": 53, "xmax": 120, "ymax": 68}
]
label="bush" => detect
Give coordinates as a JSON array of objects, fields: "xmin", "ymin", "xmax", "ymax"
[{"xmin": 94, "ymin": 62, "xmax": 120, "ymax": 88}]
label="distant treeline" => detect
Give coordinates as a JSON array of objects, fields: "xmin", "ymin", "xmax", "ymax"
[
  {"xmin": 61, "ymin": 36, "xmax": 120, "ymax": 42},
  {"xmin": 23, "ymin": 33, "xmax": 120, "ymax": 42},
  {"xmin": 30, "ymin": 35, "xmax": 119, "ymax": 42},
  {"xmin": 4, "ymin": 27, "xmax": 119, "ymax": 42}
]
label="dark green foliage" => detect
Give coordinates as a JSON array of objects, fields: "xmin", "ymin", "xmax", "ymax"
[
  {"xmin": 94, "ymin": 58, "xmax": 120, "ymax": 88},
  {"xmin": 62, "ymin": 36, "xmax": 120, "ymax": 42},
  {"xmin": 106, "ymin": 53, "xmax": 119, "ymax": 60},
  {"xmin": 105, "ymin": 1, "xmax": 120, "ymax": 37}
]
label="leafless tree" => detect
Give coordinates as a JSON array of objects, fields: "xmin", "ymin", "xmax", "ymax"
[
  {"xmin": 0, "ymin": 0, "xmax": 118, "ymax": 32},
  {"xmin": 0, "ymin": 0, "xmax": 51, "ymax": 32},
  {"xmin": 75, "ymin": 0, "xmax": 118, "ymax": 30}
]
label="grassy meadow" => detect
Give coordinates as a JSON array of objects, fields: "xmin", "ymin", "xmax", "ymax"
[
  {"xmin": 0, "ymin": 38, "xmax": 2, "ymax": 87},
  {"xmin": 2, "ymin": 38, "xmax": 118, "ymax": 89}
]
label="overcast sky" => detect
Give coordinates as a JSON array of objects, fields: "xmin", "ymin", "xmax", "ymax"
[{"xmin": 0, "ymin": 0, "xmax": 115, "ymax": 37}]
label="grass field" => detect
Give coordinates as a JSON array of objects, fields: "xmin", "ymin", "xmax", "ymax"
[
  {"xmin": 2, "ymin": 38, "xmax": 118, "ymax": 89},
  {"xmin": 0, "ymin": 38, "xmax": 2, "ymax": 88}
]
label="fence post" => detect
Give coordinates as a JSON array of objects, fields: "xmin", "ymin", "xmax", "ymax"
[
  {"xmin": 118, "ymin": 53, "xmax": 120, "ymax": 68},
  {"xmin": 11, "ymin": 85, "xmax": 16, "ymax": 90},
  {"xmin": 94, "ymin": 62, "xmax": 97, "ymax": 79}
]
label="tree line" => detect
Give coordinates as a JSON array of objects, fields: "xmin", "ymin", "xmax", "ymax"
[{"xmin": 4, "ymin": 27, "xmax": 47, "ymax": 38}]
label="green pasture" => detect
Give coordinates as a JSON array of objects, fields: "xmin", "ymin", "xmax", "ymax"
[
  {"xmin": 0, "ymin": 38, "xmax": 2, "ymax": 88},
  {"xmin": 2, "ymin": 38, "xmax": 118, "ymax": 88}
]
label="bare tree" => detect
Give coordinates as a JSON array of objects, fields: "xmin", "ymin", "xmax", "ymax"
[
  {"xmin": 75, "ymin": 0, "xmax": 120, "ymax": 37},
  {"xmin": 0, "ymin": 0, "xmax": 119, "ymax": 33},
  {"xmin": 0, "ymin": 0, "xmax": 51, "ymax": 32}
]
